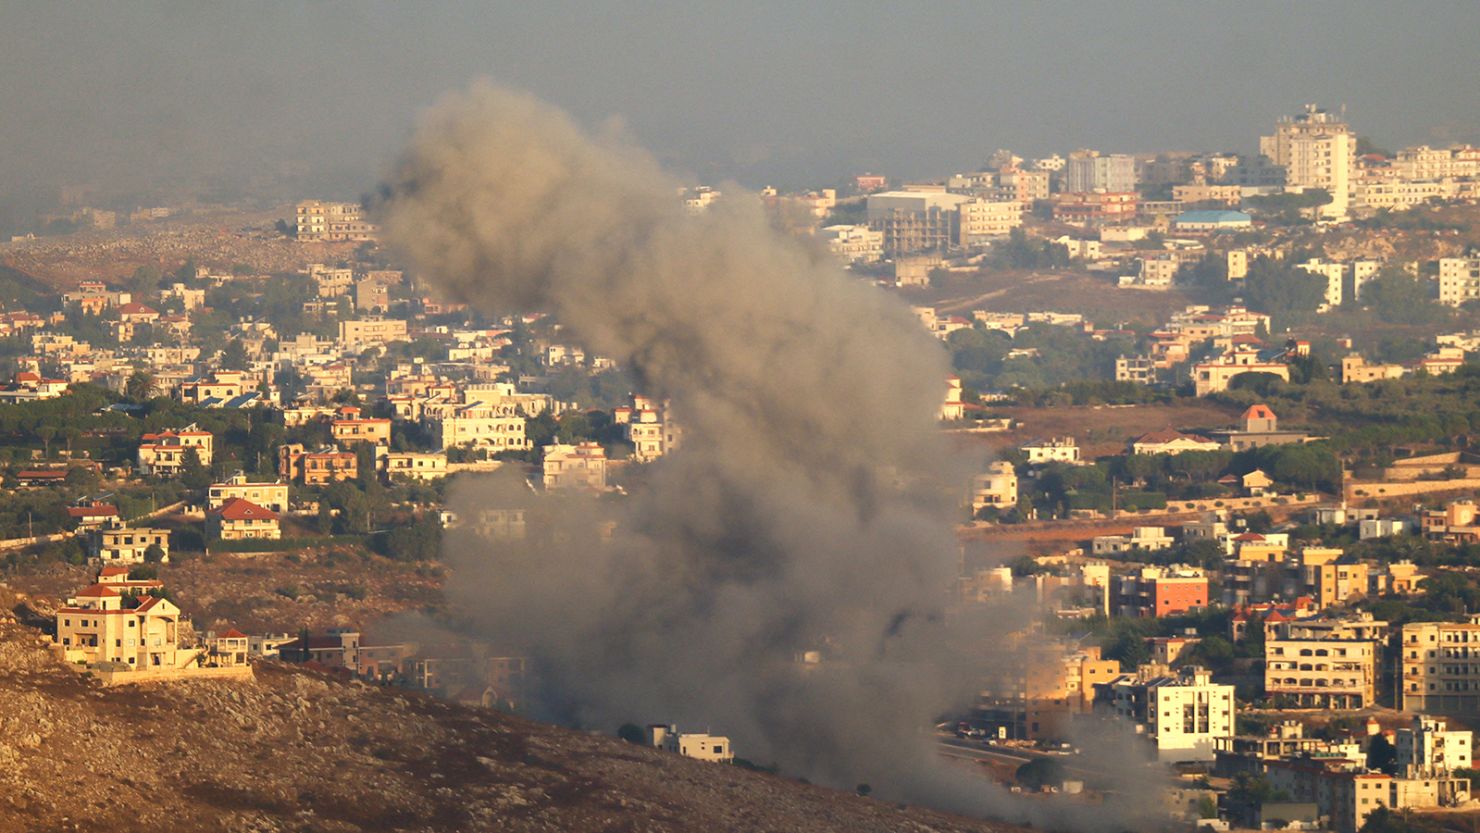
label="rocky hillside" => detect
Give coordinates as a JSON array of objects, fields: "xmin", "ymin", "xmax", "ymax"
[{"xmin": 0, "ymin": 585, "xmax": 1025, "ymax": 833}]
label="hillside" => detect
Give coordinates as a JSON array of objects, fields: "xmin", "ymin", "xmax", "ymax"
[{"xmin": 0, "ymin": 584, "xmax": 1026, "ymax": 833}]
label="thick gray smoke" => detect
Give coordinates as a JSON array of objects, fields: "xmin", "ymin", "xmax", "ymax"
[{"xmin": 378, "ymin": 83, "xmax": 1147, "ymax": 830}]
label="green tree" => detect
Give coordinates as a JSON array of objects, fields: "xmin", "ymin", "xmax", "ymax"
[
  {"xmin": 179, "ymin": 446, "xmax": 211, "ymax": 491},
  {"xmin": 1367, "ymin": 734, "xmax": 1398, "ymax": 775},
  {"xmin": 1243, "ymin": 256, "xmax": 1327, "ymax": 327},
  {"xmin": 617, "ymin": 723, "xmax": 646, "ymax": 744},
  {"xmin": 125, "ymin": 370, "xmax": 157, "ymax": 401},
  {"xmin": 219, "ymin": 339, "xmax": 249, "ymax": 371},
  {"xmin": 1363, "ymin": 268, "xmax": 1441, "ymax": 325}
]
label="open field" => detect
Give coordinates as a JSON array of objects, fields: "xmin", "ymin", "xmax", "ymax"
[{"xmin": 949, "ymin": 400, "xmax": 1245, "ymax": 460}]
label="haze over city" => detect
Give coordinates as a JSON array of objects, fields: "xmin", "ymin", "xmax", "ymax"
[
  {"xmin": 4, "ymin": 4, "xmax": 1480, "ymax": 833},
  {"xmin": 2, "ymin": 2, "xmax": 1479, "ymax": 222}
]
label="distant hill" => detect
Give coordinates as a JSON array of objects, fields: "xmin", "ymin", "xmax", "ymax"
[{"xmin": 0, "ymin": 583, "xmax": 1026, "ymax": 833}]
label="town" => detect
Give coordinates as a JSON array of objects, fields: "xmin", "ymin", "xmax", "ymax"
[{"xmin": 4, "ymin": 88, "xmax": 1480, "ymax": 833}]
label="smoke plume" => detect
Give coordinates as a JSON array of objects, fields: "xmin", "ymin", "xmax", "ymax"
[{"xmin": 378, "ymin": 82, "xmax": 1145, "ymax": 830}]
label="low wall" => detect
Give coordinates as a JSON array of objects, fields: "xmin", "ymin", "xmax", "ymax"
[
  {"xmin": 1348, "ymin": 479, "xmax": 1480, "ymax": 501},
  {"xmin": 94, "ymin": 664, "xmax": 254, "ymax": 687}
]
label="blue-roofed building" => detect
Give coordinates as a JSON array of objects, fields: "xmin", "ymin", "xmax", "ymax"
[{"xmin": 1174, "ymin": 210, "xmax": 1253, "ymax": 232}]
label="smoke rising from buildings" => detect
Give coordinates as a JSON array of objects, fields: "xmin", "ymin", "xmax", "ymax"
[{"xmin": 378, "ymin": 82, "xmax": 1147, "ymax": 829}]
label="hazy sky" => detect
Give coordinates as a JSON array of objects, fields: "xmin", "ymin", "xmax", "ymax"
[{"xmin": 2, "ymin": 2, "xmax": 1479, "ymax": 212}]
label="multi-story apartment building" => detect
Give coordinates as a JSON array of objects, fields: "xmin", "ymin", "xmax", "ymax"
[
  {"xmin": 426, "ymin": 403, "xmax": 529, "ymax": 451},
  {"xmin": 338, "ymin": 318, "xmax": 409, "ymax": 350},
  {"xmin": 1101, "ymin": 665, "xmax": 1234, "ymax": 762},
  {"xmin": 1400, "ymin": 617, "xmax": 1480, "ymax": 714},
  {"xmin": 866, "ymin": 190, "xmax": 966, "ymax": 256},
  {"xmin": 295, "ymin": 200, "xmax": 376, "ymax": 242},
  {"xmin": 956, "ymin": 198, "xmax": 1023, "ymax": 246},
  {"xmin": 331, "ymin": 413, "xmax": 392, "ymax": 447},
  {"xmin": 1264, "ymin": 614, "xmax": 1386, "ymax": 709},
  {"xmin": 1112, "ymin": 565, "xmax": 1209, "ymax": 618},
  {"xmin": 976, "ymin": 641, "xmax": 1120, "ymax": 741},
  {"xmin": 1063, "ymin": 151, "xmax": 1136, "ymax": 193},
  {"xmin": 970, "ymin": 461, "xmax": 1018, "ymax": 514},
  {"xmin": 1439, "ymin": 257, "xmax": 1480, "ymax": 307},
  {"xmin": 1260, "ymin": 105, "xmax": 1356, "ymax": 219},
  {"xmin": 1115, "ymin": 355, "xmax": 1157, "ymax": 385}
]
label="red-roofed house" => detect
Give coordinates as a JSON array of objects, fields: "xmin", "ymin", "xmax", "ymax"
[
  {"xmin": 1243, "ymin": 404, "xmax": 1278, "ymax": 433},
  {"xmin": 66, "ymin": 502, "xmax": 119, "ymax": 528},
  {"xmin": 117, "ymin": 302, "xmax": 160, "ymax": 324},
  {"xmin": 207, "ymin": 497, "xmax": 280, "ymax": 541},
  {"xmin": 54, "ymin": 579, "xmax": 181, "ymax": 668},
  {"xmin": 137, "ymin": 423, "xmax": 213, "ymax": 475}
]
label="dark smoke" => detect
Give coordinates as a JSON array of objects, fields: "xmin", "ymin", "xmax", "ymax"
[{"xmin": 377, "ymin": 82, "xmax": 1149, "ymax": 830}]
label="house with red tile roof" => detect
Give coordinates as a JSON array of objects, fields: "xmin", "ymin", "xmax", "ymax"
[{"xmin": 206, "ymin": 497, "xmax": 280, "ymax": 541}]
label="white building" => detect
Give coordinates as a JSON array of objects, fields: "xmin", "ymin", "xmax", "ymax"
[
  {"xmin": 1396, "ymin": 716, "xmax": 1472, "ymax": 779},
  {"xmin": 818, "ymin": 224, "xmax": 883, "ymax": 264},
  {"xmin": 646, "ymin": 724, "xmax": 734, "ymax": 763},
  {"xmin": 1103, "ymin": 666, "xmax": 1234, "ymax": 762},
  {"xmin": 1020, "ymin": 437, "xmax": 1080, "ymax": 465},
  {"xmin": 971, "ymin": 462, "xmax": 1018, "ymax": 513},
  {"xmin": 1260, "ymin": 105, "xmax": 1356, "ymax": 220},
  {"xmin": 1439, "ymin": 258, "xmax": 1480, "ymax": 307}
]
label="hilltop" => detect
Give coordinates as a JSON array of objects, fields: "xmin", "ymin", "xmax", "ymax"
[{"xmin": 0, "ymin": 584, "xmax": 1024, "ymax": 833}]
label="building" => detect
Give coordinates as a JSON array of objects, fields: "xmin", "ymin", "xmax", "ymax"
[
  {"xmin": 543, "ymin": 442, "xmax": 607, "ymax": 491},
  {"xmin": 295, "ymin": 200, "xmax": 376, "ymax": 242},
  {"xmin": 1296, "ymin": 258, "xmax": 1347, "ymax": 309},
  {"xmin": 1063, "ymin": 151, "xmax": 1137, "ymax": 194},
  {"xmin": 382, "ymin": 451, "xmax": 448, "ymax": 482},
  {"xmin": 1114, "ymin": 565, "xmax": 1209, "ymax": 618},
  {"xmin": 1094, "ymin": 527, "xmax": 1176, "ymax": 557},
  {"xmin": 208, "ymin": 473, "xmax": 290, "ymax": 514},
  {"xmin": 426, "ymin": 404, "xmax": 529, "ymax": 451},
  {"xmin": 136, "ymin": 424, "xmax": 213, "ymax": 476},
  {"xmin": 971, "ymin": 462, "xmax": 1018, "ymax": 514},
  {"xmin": 818, "ymin": 224, "xmax": 884, "ymax": 264},
  {"xmin": 1264, "ymin": 759, "xmax": 1470, "ymax": 833},
  {"xmin": 866, "ymin": 190, "xmax": 967, "ymax": 256},
  {"xmin": 1260, "ymin": 105, "xmax": 1357, "ymax": 219},
  {"xmin": 1341, "ymin": 354, "xmax": 1407, "ymax": 384},
  {"xmin": 1051, "ymin": 191, "xmax": 1138, "ymax": 225},
  {"xmin": 90, "ymin": 523, "xmax": 170, "ymax": 566},
  {"xmin": 278, "ymin": 444, "xmax": 358, "ymax": 485},
  {"xmin": 1439, "ymin": 257, "xmax": 1480, "ymax": 307},
  {"xmin": 1172, "ymin": 210, "xmax": 1252, "ymax": 232},
  {"xmin": 1173, "ymin": 184, "xmax": 1243, "ymax": 206},
  {"xmin": 331, "ymin": 409, "xmax": 392, "ymax": 447},
  {"xmin": 976, "ymin": 642, "xmax": 1121, "ymax": 741},
  {"xmin": 1020, "ymin": 437, "xmax": 1080, "ymax": 465},
  {"xmin": 53, "ymin": 581, "xmax": 181, "ymax": 669},
  {"xmin": 1401, "ymin": 617, "xmax": 1480, "ymax": 714},
  {"xmin": 1100, "ymin": 665, "xmax": 1234, "ymax": 762},
  {"xmin": 956, "ymin": 198, "xmax": 1023, "ymax": 246},
  {"xmin": 646, "ymin": 725, "xmax": 734, "ymax": 763},
  {"xmin": 1130, "ymin": 429, "xmax": 1221, "ymax": 456},
  {"xmin": 207, "ymin": 498, "xmax": 281, "ymax": 541},
  {"xmin": 1397, "ymin": 716, "xmax": 1473, "ymax": 779},
  {"xmin": 1214, "ymin": 403, "xmax": 1312, "ymax": 451},
  {"xmin": 1116, "ymin": 355, "xmax": 1157, "ymax": 385},
  {"xmin": 338, "ymin": 318, "xmax": 409, "ymax": 349},
  {"xmin": 1264, "ymin": 614, "xmax": 1386, "ymax": 709},
  {"xmin": 1192, "ymin": 349, "xmax": 1291, "ymax": 396}
]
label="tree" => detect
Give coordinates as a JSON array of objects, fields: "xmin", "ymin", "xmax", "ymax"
[
  {"xmin": 144, "ymin": 544, "xmax": 166, "ymax": 564},
  {"xmin": 125, "ymin": 370, "xmax": 157, "ymax": 401},
  {"xmin": 1363, "ymin": 268, "xmax": 1441, "ymax": 325},
  {"xmin": 1367, "ymin": 734, "xmax": 1398, "ymax": 775},
  {"xmin": 1243, "ymin": 256, "xmax": 1327, "ymax": 327},
  {"xmin": 179, "ymin": 446, "xmax": 211, "ymax": 491},
  {"xmin": 35, "ymin": 425, "xmax": 55, "ymax": 458},
  {"xmin": 219, "ymin": 339, "xmax": 249, "ymax": 371},
  {"xmin": 617, "ymin": 723, "xmax": 646, "ymax": 745}
]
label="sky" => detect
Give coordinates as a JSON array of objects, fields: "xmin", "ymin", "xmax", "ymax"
[{"xmin": 2, "ymin": 1, "xmax": 1479, "ymax": 217}]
